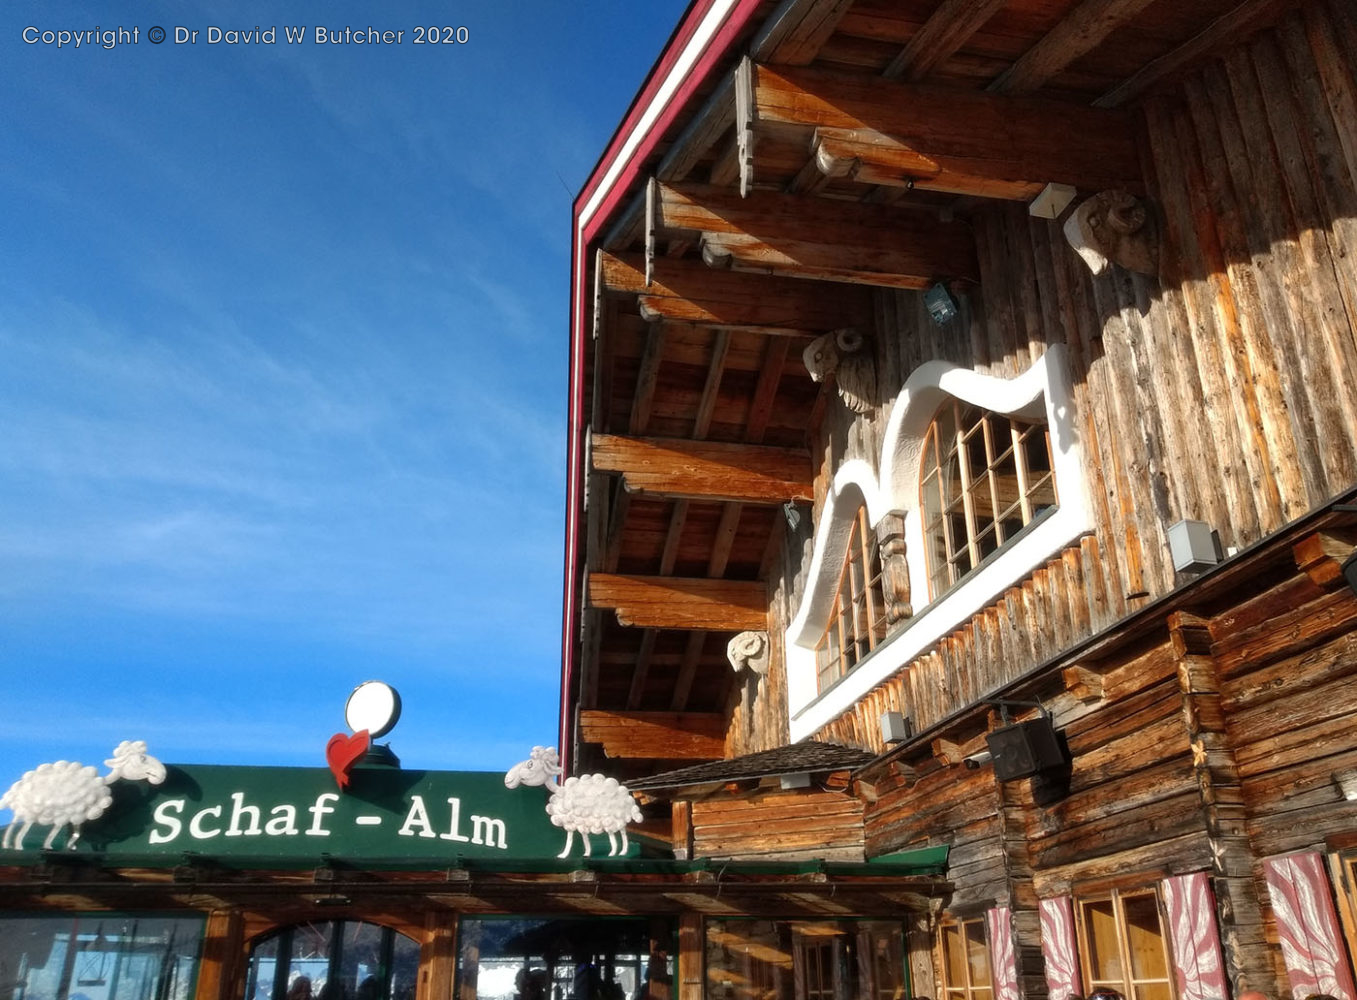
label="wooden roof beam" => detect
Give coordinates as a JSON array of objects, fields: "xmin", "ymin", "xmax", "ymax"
[
  {"xmin": 656, "ymin": 73, "xmax": 736, "ymax": 183},
  {"xmin": 599, "ymin": 251, "xmax": 874, "ymax": 333},
  {"xmin": 750, "ymin": 61, "xmax": 1143, "ymax": 200},
  {"xmin": 656, "ymin": 181, "xmax": 978, "ymax": 289},
  {"xmin": 987, "ymin": 0, "xmax": 1160, "ymax": 95},
  {"xmin": 579, "ymin": 710, "xmax": 726, "ymax": 760},
  {"xmin": 1093, "ymin": 0, "xmax": 1301, "ymax": 108},
  {"xmin": 591, "ymin": 433, "xmax": 813, "ymax": 504},
  {"xmin": 588, "ymin": 573, "xmax": 767, "ymax": 631},
  {"xmin": 751, "ymin": 0, "xmax": 856, "ymax": 66},
  {"xmin": 882, "ymin": 0, "xmax": 1010, "ymax": 82}
]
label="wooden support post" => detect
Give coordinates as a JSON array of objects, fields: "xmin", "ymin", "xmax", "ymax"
[
  {"xmin": 448, "ymin": 914, "xmax": 474, "ymax": 1000},
  {"xmin": 194, "ymin": 910, "xmax": 244, "ymax": 1000},
  {"xmin": 678, "ymin": 914, "xmax": 704, "ymax": 1000},
  {"xmin": 1168, "ymin": 615, "xmax": 1273, "ymax": 994},
  {"xmin": 648, "ymin": 917, "xmax": 675, "ymax": 1000},
  {"xmin": 672, "ymin": 800, "xmax": 694, "ymax": 860}
]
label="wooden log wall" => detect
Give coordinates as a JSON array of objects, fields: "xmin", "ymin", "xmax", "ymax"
[
  {"xmin": 755, "ymin": 1, "xmax": 1357, "ymax": 758},
  {"xmin": 691, "ymin": 787, "xmax": 866, "ymax": 862}
]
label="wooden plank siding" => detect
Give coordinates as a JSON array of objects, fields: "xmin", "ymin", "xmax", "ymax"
[
  {"xmin": 691, "ymin": 787, "xmax": 867, "ymax": 862},
  {"xmin": 783, "ymin": 4, "xmax": 1357, "ymax": 762}
]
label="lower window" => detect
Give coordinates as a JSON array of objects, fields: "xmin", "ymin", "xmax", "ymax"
[
  {"xmin": 456, "ymin": 917, "xmax": 672, "ymax": 1000},
  {"xmin": 1077, "ymin": 890, "xmax": 1174, "ymax": 1000},
  {"xmin": 245, "ymin": 921, "xmax": 419, "ymax": 1000},
  {"xmin": 0, "ymin": 914, "xmax": 204, "ymax": 1000},
  {"xmin": 938, "ymin": 917, "xmax": 992, "ymax": 1000},
  {"xmin": 706, "ymin": 919, "xmax": 908, "ymax": 1000}
]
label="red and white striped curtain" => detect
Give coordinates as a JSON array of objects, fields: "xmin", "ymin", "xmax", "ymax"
[
  {"xmin": 1036, "ymin": 900, "xmax": 1080, "ymax": 1000},
  {"xmin": 1263, "ymin": 851, "xmax": 1357, "ymax": 1000},
  {"xmin": 987, "ymin": 906, "xmax": 1021, "ymax": 1000},
  {"xmin": 1161, "ymin": 872, "xmax": 1229, "ymax": 1000},
  {"xmin": 1039, "ymin": 895, "xmax": 1082, "ymax": 1000}
]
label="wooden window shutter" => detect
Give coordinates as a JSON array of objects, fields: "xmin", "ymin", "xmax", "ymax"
[
  {"xmin": 1039, "ymin": 896, "xmax": 1082, "ymax": 1000},
  {"xmin": 1263, "ymin": 851, "xmax": 1357, "ymax": 1000},
  {"xmin": 987, "ymin": 906, "xmax": 1020, "ymax": 1000},
  {"xmin": 1161, "ymin": 872, "xmax": 1229, "ymax": 1000}
]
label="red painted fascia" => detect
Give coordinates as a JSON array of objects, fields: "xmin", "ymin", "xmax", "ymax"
[{"xmin": 560, "ymin": 0, "xmax": 766, "ymax": 773}]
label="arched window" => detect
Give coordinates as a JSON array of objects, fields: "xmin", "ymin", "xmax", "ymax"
[
  {"xmin": 245, "ymin": 921, "xmax": 420, "ymax": 1000},
  {"xmin": 919, "ymin": 401, "xmax": 1057, "ymax": 598},
  {"xmin": 814, "ymin": 505, "xmax": 888, "ymax": 691}
]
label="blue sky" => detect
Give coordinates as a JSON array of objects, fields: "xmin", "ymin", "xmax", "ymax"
[{"xmin": 0, "ymin": 0, "xmax": 689, "ymax": 793}]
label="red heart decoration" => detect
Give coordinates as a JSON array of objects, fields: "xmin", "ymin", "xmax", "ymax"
[{"xmin": 326, "ymin": 730, "xmax": 370, "ymax": 790}]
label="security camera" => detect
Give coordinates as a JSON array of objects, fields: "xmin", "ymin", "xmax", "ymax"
[{"xmin": 963, "ymin": 749, "xmax": 994, "ymax": 770}]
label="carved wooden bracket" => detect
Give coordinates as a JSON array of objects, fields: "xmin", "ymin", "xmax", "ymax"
[
  {"xmin": 1063, "ymin": 189, "xmax": 1159, "ymax": 277},
  {"xmin": 875, "ymin": 511, "xmax": 914, "ymax": 624},
  {"xmin": 726, "ymin": 630, "xmax": 770, "ymax": 676},
  {"xmin": 802, "ymin": 327, "xmax": 877, "ymax": 412}
]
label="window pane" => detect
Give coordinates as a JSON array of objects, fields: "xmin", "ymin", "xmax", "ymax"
[
  {"xmin": 1083, "ymin": 901, "xmax": 1121, "ymax": 983},
  {"xmin": 0, "ymin": 916, "xmax": 204, "ymax": 1000},
  {"xmin": 943, "ymin": 924, "xmax": 967, "ymax": 990},
  {"xmin": 1122, "ymin": 896, "xmax": 1167, "ymax": 982},
  {"xmin": 288, "ymin": 923, "xmax": 336, "ymax": 1000},
  {"xmin": 460, "ymin": 917, "xmax": 661, "ymax": 1000},
  {"xmin": 920, "ymin": 402, "xmax": 1058, "ymax": 599},
  {"xmin": 964, "ymin": 922, "xmax": 990, "ymax": 989},
  {"xmin": 337, "ymin": 922, "xmax": 385, "ymax": 1000}
]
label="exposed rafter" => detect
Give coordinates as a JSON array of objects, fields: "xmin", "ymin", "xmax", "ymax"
[
  {"xmin": 881, "ymin": 0, "xmax": 1011, "ymax": 82},
  {"xmin": 751, "ymin": 0, "xmax": 857, "ymax": 66},
  {"xmin": 655, "ymin": 181, "xmax": 978, "ymax": 288},
  {"xmin": 598, "ymin": 251, "xmax": 873, "ymax": 333},
  {"xmin": 588, "ymin": 573, "xmax": 768, "ymax": 631},
  {"xmin": 987, "ymin": 0, "xmax": 1160, "ymax": 94},
  {"xmin": 748, "ymin": 61, "xmax": 1142, "ymax": 199},
  {"xmin": 579, "ymin": 710, "xmax": 726, "ymax": 760},
  {"xmin": 1093, "ymin": 0, "xmax": 1303, "ymax": 107},
  {"xmin": 591, "ymin": 433, "xmax": 814, "ymax": 504}
]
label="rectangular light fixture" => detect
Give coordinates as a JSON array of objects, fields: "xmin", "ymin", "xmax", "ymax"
[
  {"xmin": 1168, "ymin": 519, "xmax": 1221, "ymax": 573},
  {"xmin": 880, "ymin": 711, "xmax": 913, "ymax": 744},
  {"xmin": 1029, "ymin": 182, "xmax": 1077, "ymax": 219}
]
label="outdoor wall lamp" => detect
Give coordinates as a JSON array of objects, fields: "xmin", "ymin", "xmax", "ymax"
[
  {"xmin": 1333, "ymin": 769, "xmax": 1357, "ymax": 801},
  {"xmin": 984, "ymin": 700, "xmax": 1066, "ymax": 782}
]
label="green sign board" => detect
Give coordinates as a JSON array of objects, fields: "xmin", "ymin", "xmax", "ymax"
[{"xmin": 0, "ymin": 763, "xmax": 607, "ymax": 867}]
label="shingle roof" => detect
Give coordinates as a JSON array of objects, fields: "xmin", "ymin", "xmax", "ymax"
[{"xmin": 626, "ymin": 741, "xmax": 876, "ymax": 792}]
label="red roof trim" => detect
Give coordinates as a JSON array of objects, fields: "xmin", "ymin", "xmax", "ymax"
[{"xmin": 561, "ymin": 0, "xmax": 765, "ymax": 772}]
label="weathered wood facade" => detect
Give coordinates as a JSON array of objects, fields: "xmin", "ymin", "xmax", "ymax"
[{"xmin": 563, "ymin": 2, "xmax": 1357, "ymax": 1000}]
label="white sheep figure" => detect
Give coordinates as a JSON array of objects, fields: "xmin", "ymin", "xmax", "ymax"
[
  {"xmin": 1, "ymin": 740, "xmax": 167, "ymax": 851},
  {"xmin": 504, "ymin": 746, "xmax": 643, "ymax": 859}
]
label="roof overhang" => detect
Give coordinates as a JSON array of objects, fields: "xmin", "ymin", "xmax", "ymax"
[{"xmin": 563, "ymin": 0, "xmax": 767, "ymax": 769}]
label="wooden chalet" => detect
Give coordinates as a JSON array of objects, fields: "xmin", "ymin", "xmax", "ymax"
[
  {"xmin": 562, "ymin": 2, "xmax": 1357, "ymax": 1000},
  {"xmin": 3, "ymin": 3, "xmax": 1357, "ymax": 1000}
]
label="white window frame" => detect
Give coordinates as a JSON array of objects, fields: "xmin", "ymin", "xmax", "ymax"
[{"xmin": 785, "ymin": 347, "xmax": 1092, "ymax": 741}]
